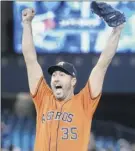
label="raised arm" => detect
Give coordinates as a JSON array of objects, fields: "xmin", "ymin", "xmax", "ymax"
[
  {"xmin": 89, "ymin": 24, "xmax": 125, "ymax": 98},
  {"xmin": 22, "ymin": 8, "xmax": 43, "ymax": 95}
]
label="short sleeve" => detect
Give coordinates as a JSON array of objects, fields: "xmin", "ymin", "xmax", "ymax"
[
  {"xmin": 30, "ymin": 76, "xmax": 52, "ymax": 111},
  {"xmin": 79, "ymin": 81, "xmax": 101, "ymax": 118}
]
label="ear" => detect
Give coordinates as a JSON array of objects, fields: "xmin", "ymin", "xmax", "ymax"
[{"xmin": 71, "ymin": 77, "xmax": 77, "ymax": 87}]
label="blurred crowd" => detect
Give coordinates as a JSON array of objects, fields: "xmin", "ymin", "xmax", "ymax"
[{"xmin": 1, "ymin": 93, "xmax": 135, "ymax": 151}]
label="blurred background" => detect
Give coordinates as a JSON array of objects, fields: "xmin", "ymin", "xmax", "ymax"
[{"xmin": 1, "ymin": 1, "xmax": 135, "ymax": 151}]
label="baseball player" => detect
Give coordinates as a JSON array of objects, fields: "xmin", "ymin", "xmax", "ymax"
[{"xmin": 21, "ymin": 2, "xmax": 125, "ymax": 151}]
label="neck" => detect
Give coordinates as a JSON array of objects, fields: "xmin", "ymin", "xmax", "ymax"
[{"xmin": 64, "ymin": 90, "xmax": 74, "ymax": 101}]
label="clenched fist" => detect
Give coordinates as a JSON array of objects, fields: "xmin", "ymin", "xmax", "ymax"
[{"xmin": 22, "ymin": 8, "xmax": 35, "ymax": 23}]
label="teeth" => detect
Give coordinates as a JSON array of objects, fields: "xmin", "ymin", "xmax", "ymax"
[{"xmin": 55, "ymin": 84, "xmax": 61, "ymax": 87}]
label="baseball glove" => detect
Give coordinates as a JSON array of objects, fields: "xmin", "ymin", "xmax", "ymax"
[{"xmin": 91, "ymin": 1, "xmax": 126, "ymax": 27}]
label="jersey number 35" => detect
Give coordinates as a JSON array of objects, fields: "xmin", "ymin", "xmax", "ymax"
[{"xmin": 61, "ymin": 127, "xmax": 78, "ymax": 140}]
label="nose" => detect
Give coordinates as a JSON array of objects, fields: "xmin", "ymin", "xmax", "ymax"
[{"xmin": 53, "ymin": 75, "xmax": 60, "ymax": 82}]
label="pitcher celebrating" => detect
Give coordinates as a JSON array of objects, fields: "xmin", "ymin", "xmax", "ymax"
[{"xmin": 22, "ymin": 2, "xmax": 125, "ymax": 151}]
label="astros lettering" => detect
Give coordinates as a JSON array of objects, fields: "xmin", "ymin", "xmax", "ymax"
[{"xmin": 42, "ymin": 111, "xmax": 74, "ymax": 123}]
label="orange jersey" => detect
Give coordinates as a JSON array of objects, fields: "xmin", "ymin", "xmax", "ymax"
[{"xmin": 31, "ymin": 76, "xmax": 101, "ymax": 151}]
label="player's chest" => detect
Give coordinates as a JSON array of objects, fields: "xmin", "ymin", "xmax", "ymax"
[{"xmin": 40, "ymin": 100, "xmax": 85, "ymax": 125}]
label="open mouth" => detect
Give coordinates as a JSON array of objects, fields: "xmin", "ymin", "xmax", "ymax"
[
  {"xmin": 56, "ymin": 86, "xmax": 62, "ymax": 89},
  {"xmin": 55, "ymin": 85, "xmax": 63, "ymax": 95}
]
